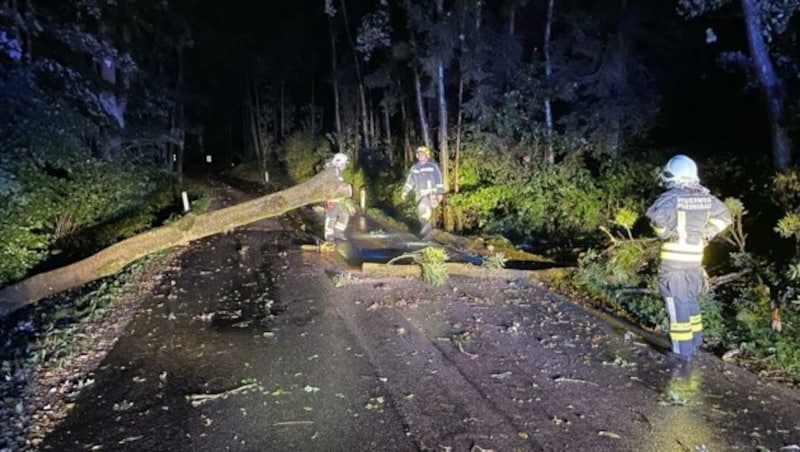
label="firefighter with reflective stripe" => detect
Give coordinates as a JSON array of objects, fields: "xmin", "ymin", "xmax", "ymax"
[
  {"xmin": 646, "ymin": 154, "xmax": 731, "ymax": 360},
  {"xmin": 401, "ymin": 146, "xmax": 445, "ymax": 241},
  {"xmin": 324, "ymin": 153, "xmax": 352, "ymax": 242}
]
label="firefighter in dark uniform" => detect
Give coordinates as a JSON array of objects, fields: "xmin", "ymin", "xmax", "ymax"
[
  {"xmin": 646, "ymin": 154, "xmax": 731, "ymax": 360},
  {"xmin": 324, "ymin": 152, "xmax": 352, "ymax": 242},
  {"xmin": 401, "ymin": 146, "xmax": 445, "ymax": 241}
]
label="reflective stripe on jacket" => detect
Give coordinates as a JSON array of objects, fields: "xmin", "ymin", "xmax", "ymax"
[
  {"xmin": 402, "ymin": 160, "xmax": 444, "ymax": 200},
  {"xmin": 645, "ymin": 186, "xmax": 731, "ymax": 266}
]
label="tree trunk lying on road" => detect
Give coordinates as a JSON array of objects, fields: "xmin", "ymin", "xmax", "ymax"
[
  {"xmin": 361, "ymin": 262, "xmax": 568, "ymax": 282},
  {"xmin": 0, "ymin": 169, "xmax": 352, "ymax": 318}
]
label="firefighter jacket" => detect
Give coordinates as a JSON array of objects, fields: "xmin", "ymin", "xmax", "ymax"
[
  {"xmin": 325, "ymin": 163, "xmax": 354, "ymax": 214},
  {"xmin": 645, "ymin": 185, "xmax": 731, "ymax": 268},
  {"xmin": 401, "ymin": 160, "xmax": 444, "ymax": 202}
]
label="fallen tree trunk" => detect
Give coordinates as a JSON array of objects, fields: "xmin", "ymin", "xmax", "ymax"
[
  {"xmin": 361, "ymin": 262, "xmax": 569, "ymax": 282},
  {"xmin": 0, "ymin": 170, "xmax": 351, "ymax": 318}
]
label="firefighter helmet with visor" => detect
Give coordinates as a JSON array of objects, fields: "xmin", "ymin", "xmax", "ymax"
[
  {"xmin": 331, "ymin": 153, "xmax": 349, "ymax": 167},
  {"xmin": 660, "ymin": 154, "xmax": 699, "ymax": 189}
]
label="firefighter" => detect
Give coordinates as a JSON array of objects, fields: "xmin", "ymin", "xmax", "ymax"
[
  {"xmin": 646, "ymin": 154, "xmax": 731, "ymax": 361},
  {"xmin": 400, "ymin": 146, "xmax": 445, "ymax": 241},
  {"xmin": 324, "ymin": 152, "xmax": 353, "ymax": 242}
]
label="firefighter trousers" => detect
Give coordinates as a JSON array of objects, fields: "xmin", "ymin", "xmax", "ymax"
[
  {"xmin": 324, "ymin": 202, "xmax": 349, "ymax": 241},
  {"xmin": 658, "ymin": 265, "xmax": 705, "ymax": 358},
  {"xmin": 416, "ymin": 194, "xmax": 439, "ymax": 241}
]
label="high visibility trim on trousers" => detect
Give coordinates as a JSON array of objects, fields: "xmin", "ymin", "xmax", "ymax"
[
  {"xmin": 669, "ymin": 321, "xmax": 693, "ymax": 341},
  {"xmin": 690, "ymin": 314, "xmax": 703, "ymax": 333},
  {"xmin": 670, "ymin": 331, "xmax": 693, "ymax": 342}
]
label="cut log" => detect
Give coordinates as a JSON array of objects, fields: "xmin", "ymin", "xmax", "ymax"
[
  {"xmin": 0, "ymin": 169, "xmax": 351, "ymax": 318},
  {"xmin": 361, "ymin": 262, "xmax": 568, "ymax": 282}
]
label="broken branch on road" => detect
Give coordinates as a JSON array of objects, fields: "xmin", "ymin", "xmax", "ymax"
[{"xmin": 185, "ymin": 382, "xmax": 258, "ymax": 407}]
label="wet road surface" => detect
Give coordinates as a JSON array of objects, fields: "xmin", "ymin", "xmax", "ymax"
[{"xmin": 37, "ymin": 206, "xmax": 800, "ymax": 451}]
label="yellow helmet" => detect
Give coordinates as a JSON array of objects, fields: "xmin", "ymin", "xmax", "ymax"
[{"xmin": 416, "ymin": 146, "xmax": 431, "ymax": 157}]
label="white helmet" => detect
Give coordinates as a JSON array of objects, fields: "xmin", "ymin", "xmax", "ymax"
[
  {"xmin": 661, "ymin": 154, "xmax": 699, "ymax": 188},
  {"xmin": 330, "ymin": 152, "xmax": 349, "ymax": 167}
]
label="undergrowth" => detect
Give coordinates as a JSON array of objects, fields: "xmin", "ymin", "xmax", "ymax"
[{"xmin": 564, "ymin": 184, "xmax": 800, "ymax": 384}]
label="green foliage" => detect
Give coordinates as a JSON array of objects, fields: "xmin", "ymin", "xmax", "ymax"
[
  {"xmin": 449, "ymin": 141, "xmax": 648, "ymax": 242},
  {"xmin": 188, "ymin": 191, "xmax": 211, "ymax": 214},
  {"xmin": 607, "ymin": 240, "xmax": 657, "ymax": 286},
  {"xmin": 571, "ymin": 242, "xmax": 663, "ymax": 327},
  {"xmin": 774, "ymin": 327, "xmax": 800, "ymax": 375},
  {"xmin": 614, "ymin": 208, "xmax": 638, "ymax": 235},
  {"xmin": 365, "ymin": 167, "xmax": 417, "ymax": 228},
  {"xmin": 775, "ymin": 213, "xmax": 800, "ymax": 240},
  {"xmin": 0, "ymin": 67, "xmax": 99, "ymax": 156},
  {"xmin": 595, "ymin": 157, "xmax": 657, "ymax": 217},
  {"xmin": 568, "ymin": 181, "xmax": 800, "ymax": 382},
  {"xmin": 344, "ymin": 164, "xmax": 367, "ymax": 209},
  {"xmin": 725, "ymin": 197, "xmax": 746, "ymax": 217},
  {"xmin": 88, "ymin": 211, "xmax": 156, "ymax": 246},
  {"xmin": 482, "ymin": 252, "xmax": 508, "ymax": 273},
  {"xmin": 698, "ymin": 294, "xmax": 726, "ymax": 348},
  {"xmin": 0, "ymin": 144, "xmax": 171, "ymax": 286},
  {"xmin": 619, "ymin": 291, "xmax": 666, "ymax": 329},
  {"xmin": 388, "ymin": 246, "xmax": 449, "ymax": 286},
  {"xmin": 282, "ymin": 132, "xmax": 331, "ymax": 183},
  {"xmin": 772, "ymin": 171, "xmax": 800, "ymax": 242}
]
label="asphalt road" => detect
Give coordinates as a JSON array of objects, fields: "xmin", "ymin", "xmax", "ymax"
[{"xmin": 36, "ymin": 193, "xmax": 800, "ymax": 452}]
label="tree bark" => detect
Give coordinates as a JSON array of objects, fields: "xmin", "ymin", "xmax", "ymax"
[
  {"xmin": 383, "ymin": 92, "xmax": 392, "ymax": 153},
  {"xmin": 413, "ymin": 67, "xmax": 432, "ymax": 151},
  {"xmin": 508, "ymin": 3, "xmax": 516, "ymax": 36},
  {"xmin": 310, "ymin": 55, "xmax": 316, "ymax": 134},
  {"xmin": 0, "ymin": 170, "xmax": 352, "ymax": 318},
  {"xmin": 280, "ymin": 78, "xmax": 286, "ymax": 141},
  {"xmin": 362, "ymin": 262, "xmax": 566, "ymax": 282},
  {"xmin": 247, "ymin": 74, "xmax": 266, "ymax": 169},
  {"xmin": 454, "ymin": 73, "xmax": 464, "ymax": 232},
  {"xmin": 339, "ymin": 0, "xmax": 370, "ymax": 149},
  {"xmin": 740, "ymin": 0, "xmax": 792, "ymax": 170},
  {"xmin": 434, "ymin": 0, "xmax": 452, "ymax": 231},
  {"xmin": 455, "ymin": 74, "xmax": 463, "ymax": 194},
  {"xmin": 400, "ymin": 92, "xmax": 413, "ymax": 164},
  {"xmin": 543, "ymin": 0, "xmax": 555, "ymax": 164},
  {"xmin": 436, "ymin": 62, "xmax": 448, "ymax": 189},
  {"xmin": 328, "ymin": 15, "xmax": 342, "ymax": 140}
]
